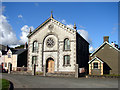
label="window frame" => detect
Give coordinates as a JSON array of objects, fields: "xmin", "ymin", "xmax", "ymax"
[
  {"xmin": 63, "ymin": 55, "xmax": 70, "ymax": 66},
  {"xmin": 93, "ymin": 62, "xmax": 98, "ymax": 69},
  {"xmin": 8, "ymin": 53, "xmax": 11, "ymax": 58},
  {"xmin": 32, "ymin": 41, "xmax": 38, "ymax": 53},
  {"xmin": 32, "ymin": 56, "xmax": 38, "ymax": 65},
  {"xmin": 64, "ymin": 38, "xmax": 70, "ymax": 51}
]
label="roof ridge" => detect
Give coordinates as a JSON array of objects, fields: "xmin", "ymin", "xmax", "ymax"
[
  {"xmin": 90, "ymin": 41, "xmax": 120, "ymax": 56},
  {"xmin": 88, "ymin": 56, "xmax": 104, "ymax": 64},
  {"xmin": 27, "ymin": 17, "xmax": 77, "ymax": 38}
]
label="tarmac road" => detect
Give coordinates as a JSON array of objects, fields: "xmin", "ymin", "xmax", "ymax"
[{"xmin": 1, "ymin": 73, "xmax": 118, "ymax": 88}]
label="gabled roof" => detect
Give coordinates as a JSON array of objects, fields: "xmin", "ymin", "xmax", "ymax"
[
  {"xmin": 88, "ymin": 56, "xmax": 104, "ymax": 64},
  {"xmin": 90, "ymin": 41, "xmax": 120, "ymax": 56},
  {"xmin": 27, "ymin": 14, "xmax": 90, "ymax": 44},
  {"xmin": 14, "ymin": 49, "xmax": 27, "ymax": 55},
  {"xmin": 2, "ymin": 49, "xmax": 27, "ymax": 55},
  {"xmin": 27, "ymin": 16, "xmax": 77, "ymax": 38},
  {"xmin": 27, "ymin": 17, "xmax": 51, "ymax": 38}
]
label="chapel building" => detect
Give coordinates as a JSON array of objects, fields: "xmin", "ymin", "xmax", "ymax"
[{"xmin": 27, "ymin": 12, "xmax": 89, "ymax": 76}]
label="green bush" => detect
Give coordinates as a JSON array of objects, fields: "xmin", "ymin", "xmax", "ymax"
[{"xmin": 36, "ymin": 72, "xmax": 43, "ymax": 75}]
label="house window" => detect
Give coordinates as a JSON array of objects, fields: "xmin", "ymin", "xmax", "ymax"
[
  {"xmin": 32, "ymin": 56, "xmax": 37, "ymax": 65},
  {"xmin": 63, "ymin": 55, "xmax": 70, "ymax": 65},
  {"xmin": 93, "ymin": 62, "xmax": 98, "ymax": 69},
  {"xmin": 8, "ymin": 54, "xmax": 11, "ymax": 58},
  {"xmin": 33, "ymin": 41, "xmax": 38, "ymax": 53},
  {"xmin": 64, "ymin": 38, "xmax": 70, "ymax": 50}
]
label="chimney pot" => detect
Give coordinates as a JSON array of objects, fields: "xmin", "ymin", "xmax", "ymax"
[{"xmin": 103, "ymin": 36, "xmax": 109, "ymax": 43}]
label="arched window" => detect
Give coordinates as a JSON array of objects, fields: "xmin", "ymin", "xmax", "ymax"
[
  {"xmin": 64, "ymin": 38, "xmax": 70, "ymax": 50},
  {"xmin": 33, "ymin": 41, "xmax": 38, "ymax": 53},
  {"xmin": 63, "ymin": 55, "xmax": 70, "ymax": 65},
  {"xmin": 32, "ymin": 56, "xmax": 37, "ymax": 65}
]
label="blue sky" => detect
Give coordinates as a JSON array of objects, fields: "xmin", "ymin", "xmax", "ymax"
[{"xmin": 1, "ymin": 2, "xmax": 118, "ymax": 52}]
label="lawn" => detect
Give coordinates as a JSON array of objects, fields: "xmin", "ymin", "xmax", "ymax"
[{"xmin": 0, "ymin": 79, "xmax": 9, "ymax": 89}]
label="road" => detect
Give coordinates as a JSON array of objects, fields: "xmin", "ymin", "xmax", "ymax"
[{"xmin": 1, "ymin": 73, "xmax": 118, "ymax": 88}]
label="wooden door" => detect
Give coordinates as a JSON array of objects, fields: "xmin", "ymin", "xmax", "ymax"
[{"xmin": 48, "ymin": 60, "xmax": 54, "ymax": 73}]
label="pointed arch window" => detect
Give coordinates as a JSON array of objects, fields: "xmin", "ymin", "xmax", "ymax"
[
  {"xmin": 33, "ymin": 41, "xmax": 38, "ymax": 53},
  {"xmin": 64, "ymin": 38, "xmax": 70, "ymax": 50}
]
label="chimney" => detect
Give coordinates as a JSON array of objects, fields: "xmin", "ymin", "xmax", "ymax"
[
  {"xmin": 29, "ymin": 28, "xmax": 32, "ymax": 34},
  {"xmin": 103, "ymin": 36, "xmax": 109, "ymax": 43},
  {"xmin": 24, "ymin": 42, "xmax": 28, "ymax": 49}
]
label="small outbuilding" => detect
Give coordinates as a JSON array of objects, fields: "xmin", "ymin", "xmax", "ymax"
[{"xmin": 88, "ymin": 36, "xmax": 120, "ymax": 75}]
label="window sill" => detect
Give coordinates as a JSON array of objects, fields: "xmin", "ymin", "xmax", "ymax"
[
  {"xmin": 32, "ymin": 51, "xmax": 39, "ymax": 53},
  {"xmin": 63, "ymin": 64, "xmax": 71, "ymax": 67},
  {"xmin": 63, "ymin": 50, "xmax": 71, "ymax": 51},
  {"xmin": 93, "ymin": 68, "xmax": 99, "ymax": 69}
]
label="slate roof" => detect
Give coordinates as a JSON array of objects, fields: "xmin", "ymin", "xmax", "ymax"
[
  {"xmin": 13, "ymin": 49, "xmax": 27, "ymax": 55},
  {"xmin": 90, "ymin": 41, "xmax": 120, "ymax": 56},
  {"xmin": 1, "ymin": 49, "xmax": 27, "ymax": 55}
]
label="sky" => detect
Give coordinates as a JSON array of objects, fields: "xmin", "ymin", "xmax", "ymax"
[{"xmin": 1, "ymin": 2, "xmax": 119, "ymax": 53}]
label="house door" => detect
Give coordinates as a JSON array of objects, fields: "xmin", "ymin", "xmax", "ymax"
[
  {"xmin": 47, "ymin": 59, "xmax": 54, "ymax": 73},
  {"xmin": 8, "ymin": 63, "xmax": 12, "ymax": 71}
]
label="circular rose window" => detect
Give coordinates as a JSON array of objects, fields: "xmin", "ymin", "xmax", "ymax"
[{"xmin": 46, "ymin": 38, "xmax": 55, "ymax": 48}]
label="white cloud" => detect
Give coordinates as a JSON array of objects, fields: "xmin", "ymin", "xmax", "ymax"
[
  {"xmin": 77, "ymin": 29, "xmax": 92, "ymax": 44},
  {"xmin": 89, "ymin": 46, "xmax": 95, "ymax": 53},
  {"xmin": 66, "ymin": 24, "xmax": 74, "ymax": 29},
  {"xmin": 80, "ymin": 25, "xmax": 86, "ymax": 29},
  {"xmin": 77, "ymin": 29, "xmax": 95, "ymax": 52},
  {"xmin": 61, "ymin": 19, "xmax": 94, "ymax": 52},
  {"xmin": 61, "ymin": 19, "xmax": 74, "ymax": 29},
  {"xmin": 9, "ymin": 44, "xmax": 20, "ymax": 48},
  {"xmin": 19, "ymin": 25, "xmax": 34, "ymax": 44},
  {"xmin": 18, "ymin": 14, "xmax": 23, "ymax": 18},
  {"xmin": 0, "ymin": 15, "xmax": 19, "ymax": 45},
  {"xmin": 61, "ymin": 19, "xmax": 66, "ymax": 24}
]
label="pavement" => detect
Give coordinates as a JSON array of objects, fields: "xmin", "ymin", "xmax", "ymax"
[{"xmin": 1, "ymin": 73, "xmax": 119, "ymax": 88}]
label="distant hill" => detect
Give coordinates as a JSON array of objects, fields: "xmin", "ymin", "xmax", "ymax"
[{"xmin": 15, "ymin": 45, "xmax": 25, "ymax": 49}]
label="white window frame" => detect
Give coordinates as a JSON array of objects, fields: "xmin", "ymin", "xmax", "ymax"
[
  {"xmin": 93, "ymin": 62, "xmax": 98, "ymax": 69},
  {"xmin": 64, "ymin": 38, "xmax": 70, "ymax": 50},
  {"xmin": 64, "ymin": 55, "xmax": 70, "ymax": 65},
  {"xmin": 33, "ymin": 41, "xmax": 38, "ymax": 53},
  {"xmin": 32, "ymin": 56, "xmax": 37, "ymax": 65}
]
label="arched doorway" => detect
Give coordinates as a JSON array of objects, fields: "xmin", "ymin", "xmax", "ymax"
[{"xmin": 46, "ymin": 58, "xmax": 54, "ymax": 73}]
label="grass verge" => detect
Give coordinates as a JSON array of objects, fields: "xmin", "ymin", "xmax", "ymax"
[{"xmin": 0, "ymin": 79, "xmax": 10, "ymax": 89}]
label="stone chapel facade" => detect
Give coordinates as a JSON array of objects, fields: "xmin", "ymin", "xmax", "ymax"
[{"xmin": 27, "ymin": 13, "xmax": 89, "ymax": 76}]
